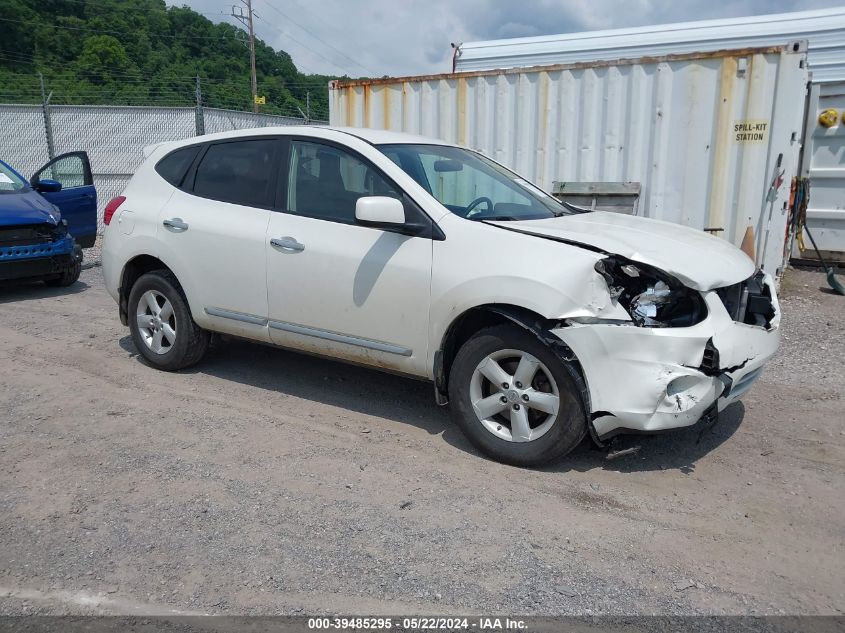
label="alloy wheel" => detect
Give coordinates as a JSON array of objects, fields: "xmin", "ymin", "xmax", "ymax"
[
  {"xmin": 136, "ymin": 289, "xmax": 176, "ymax": 355},
  {"xmin": 469, "ymin": 349, "xmax": 561, "ymax": 442}
]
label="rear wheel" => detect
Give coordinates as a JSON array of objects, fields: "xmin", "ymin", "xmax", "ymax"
[
  {"xmin": 128, "ymin": 270, "xmax": 209, "ymax": 371},
  {"xmin": 448, "ymin": 324, "xmax": 587, "ymax": 466}
]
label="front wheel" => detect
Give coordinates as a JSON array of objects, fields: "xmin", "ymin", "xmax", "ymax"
[
  {"xmin": 45, "ymin": 258, "xmax": 81, "ymax": 287},
  {"xmin": 448, "ymin": 324, "xmax": 588, "ymax": 466},
  {"xmin": 128, "ymin": 270, "xmax": 209, "ymax": 371}
]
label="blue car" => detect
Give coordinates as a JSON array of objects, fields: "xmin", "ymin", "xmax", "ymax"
[{"xmin": 0, "ymin": 152, "xmax": 97, "ymax": 287}]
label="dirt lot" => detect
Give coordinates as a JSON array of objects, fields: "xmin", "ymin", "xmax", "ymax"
[{"xmin": 0, "ymin": 261, "xmax": 843, "ymax": 616}]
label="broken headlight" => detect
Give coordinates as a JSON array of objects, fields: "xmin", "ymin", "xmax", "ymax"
[{"xmin": 594, "ymin": 257, "xmax": 706, "ymax": 328}]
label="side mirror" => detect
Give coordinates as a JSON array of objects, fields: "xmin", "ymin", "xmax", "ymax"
[
  {"xmin": 34, "ymin": 178, "xmax": 62, "ymax": 193},
  {"xmin": 355, "ymin": 196, "xmax": 405, "ymax": 227}
]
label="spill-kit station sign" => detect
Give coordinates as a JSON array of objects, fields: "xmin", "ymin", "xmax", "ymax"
[{"xmin": 734, "ymin": 120, "xmax": 769, "ymax": 143}]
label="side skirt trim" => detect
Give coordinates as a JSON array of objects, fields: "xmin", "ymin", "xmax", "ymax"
[
  {"xmin": 268, "ymin": 319, "xmax": 412, "ymax": 357},
  {"xmin": 204, "ymin": 306, "xmax": 268, "ymax": 326},
  {"xmin": 204, "ymin": 306, "xmax": 413, "ymax": 357}
]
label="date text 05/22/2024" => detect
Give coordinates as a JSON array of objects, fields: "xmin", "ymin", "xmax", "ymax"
[{"xmin": 307, "ymin": 617, "xmax": 528, "ymax": 631}]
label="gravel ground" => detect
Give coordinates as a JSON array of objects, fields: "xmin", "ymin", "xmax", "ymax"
[{"xmin": 0, "ymin": 261, "xmax": 842, "ymax": 616}]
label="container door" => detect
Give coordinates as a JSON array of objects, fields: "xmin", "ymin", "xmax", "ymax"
[{"xmin": 797, "ymin": 81, "xmax": 845, "ymax": 262}]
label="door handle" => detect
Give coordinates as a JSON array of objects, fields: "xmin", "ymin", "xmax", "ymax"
[
  {"xmin": 270, "ymin": 236, "xmax": 305, "ymax": 252},
  {"xmin": 163, "ymin": 218, "xmax": 189, "ymax": 231}
]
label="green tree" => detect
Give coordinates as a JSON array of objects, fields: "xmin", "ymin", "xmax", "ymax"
[
  {"xmin": 77, "ymin": 35, "xmax": 134, "ymax": 84},
  {"xmin": 0, "ymin": 0, "xmax": 343, "ymax": 118}
]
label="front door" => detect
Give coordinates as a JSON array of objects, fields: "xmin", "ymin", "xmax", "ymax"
[
  {"xmin": 265, "ymin": 139, "xmax": 432, "ymax": 376},
  {"xmin": 32, "ymin": 151, "xmax": 97, "ymax": 247}
]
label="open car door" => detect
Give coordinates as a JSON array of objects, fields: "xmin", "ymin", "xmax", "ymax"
[{"xmin": 31, "ymin": 151, "xmax": 97, "ymax": 247}]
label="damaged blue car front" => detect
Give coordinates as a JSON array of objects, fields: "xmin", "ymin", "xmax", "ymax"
[{"xmin": 0, "ymin": 153, "xmax": 96, "ymax": 287}]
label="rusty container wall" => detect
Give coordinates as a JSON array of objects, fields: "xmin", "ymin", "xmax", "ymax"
[{"xmin": 330, "ymin": 45, "xmax": 809, "ymax": 276}]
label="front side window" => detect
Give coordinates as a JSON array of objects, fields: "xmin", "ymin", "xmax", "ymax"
[
  {"xmin": 193, "ymin": 139, "xmax": 276, "ymax": 207},
  {"xmin": 0, "ymin": 162, "xmax": 27, "ymax": 193},
  {"xmin": 35, "ymin": 153, "xmax": 89, "ymax": 189},
  {"xmin": 287, "ymin": 141, "xmax": 401, "ymax": 223},
  {"xmin": 378, "ymin": 144, "xmax": 570, "ymax": 221}
]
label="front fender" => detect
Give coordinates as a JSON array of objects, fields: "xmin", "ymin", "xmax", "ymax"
[{"xmin": 428, "ymin": 267, "xmax": 630, "ymax": 373}]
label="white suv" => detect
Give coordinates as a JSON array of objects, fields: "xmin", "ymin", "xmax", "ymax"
[{"xmin": 102, "ymin": 126, "xmax": 780, "ymax": 466}]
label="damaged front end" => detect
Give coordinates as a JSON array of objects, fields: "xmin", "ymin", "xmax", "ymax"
[
  {"xmin": 0, "ymin": 221, "xmax": 80, "ymax": 282},
  {"xmin": 591, "ymin": 256, "xmax": 707, "ymax": 328},
  {"xmin": 551, "ymin": 258, "xmax": 780, "ymax": 441}
]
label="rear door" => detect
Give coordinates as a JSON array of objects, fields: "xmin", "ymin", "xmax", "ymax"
[
  {"xmin": 156, "ymin": 137, "xmax": 280, "ymax": 342},
  {"xmin": 32, "ymin": 151, "xmax": 97, "ymax": 247}
]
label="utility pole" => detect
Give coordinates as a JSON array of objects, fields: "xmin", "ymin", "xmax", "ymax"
[{"xmin": 231, "ymin": 0, "xmax": 258, "ymax": 112}]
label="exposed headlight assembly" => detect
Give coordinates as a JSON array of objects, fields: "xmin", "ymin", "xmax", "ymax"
[
  {"xmin": 594, "ymin": 257, "xmax": 706, "ymax": 327},
  {"xmin": 51, "ymin": 221, "xmax": 69, "ymax": 240}
]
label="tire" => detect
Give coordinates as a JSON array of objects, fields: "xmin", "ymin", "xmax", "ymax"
[
  {"xmin": 448, "ymin": 324, "xmax": 588, "ymax": 466},
  {"xmin": 128, "ymin": 270, "xmax": 209, "ymax": 371},
  {"xmin": 44, "ymin": 258, "xmax": 81, "ymax": 287}
]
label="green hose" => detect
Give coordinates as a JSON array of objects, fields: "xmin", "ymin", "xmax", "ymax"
[{"xmin": 805, "ymin": 225, "xmax": 845, "ymax": 296}]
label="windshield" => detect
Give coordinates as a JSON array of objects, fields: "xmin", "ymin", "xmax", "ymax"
[
  {"xmin": 0, "ymin": 161, "xmax": 27, "ymax": 193},
  {"xmin": 376, "ymin": 144, "xmax": 570, "ymax": 221}
]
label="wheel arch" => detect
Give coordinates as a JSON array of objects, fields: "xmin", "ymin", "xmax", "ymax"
[
  {"xmin": 118, "ymin": 254, "xmax": 175, "ymax": 326},
  {"xmin": 435, "ymin": 304, "xmax": 590, "ymax": 414}
]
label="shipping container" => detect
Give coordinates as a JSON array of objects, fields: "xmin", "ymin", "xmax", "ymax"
[
  {"xmin": 330, "ymin": 45, "xmax": 809, "ymax": 276},
  {"xmin": 453, "ymin": 8, "xmax": 845, "ymax": 262},
  {"xmin": 453, "ymin": 8, "xmax": 845, "ymax": 81}
]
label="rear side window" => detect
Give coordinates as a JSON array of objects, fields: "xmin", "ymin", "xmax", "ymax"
[
  {"xmin": 193, "ymin": 140, "xmax": 277, "ymax": 207},
  {"xmin": 155, "ymin": 146, "xmax": 200, "ymax": 187}
]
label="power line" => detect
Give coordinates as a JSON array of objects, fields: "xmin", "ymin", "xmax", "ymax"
[
  {"xmin": 0, "ymin": 52, "xmax": 247, "ymax": 83},
  {"xmin": 258, "ymin": 0, "xmax": 376, "ymax": 76},
  {"xmin": 194, "ymin": 11, "xmax": 320, "ymax": 77},
  {"xmin": 226, "ymin": 13, "xmax": 320, "ymax": 76},
  {"xmin": 154, "ymin": 0, "xmax": 331, "ymax": 78},
  {"xmin": 0, "ymin": 16, "xmax": 338, "ymax": 80},
  {"xmin": 0, "ymin": 62, "xmax": 329, "ymax": 92},
  {"xmin": 251, "ymin": 13, "xmax": 347, "ymax": 76},
  {"xmin": 0, "ymin": 16, "xmax": 234, "ymax": 41}
]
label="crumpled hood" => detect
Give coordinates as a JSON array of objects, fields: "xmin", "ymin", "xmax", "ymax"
[
  {"xmin": 0, "ymin": 189, "xmax": 60, "ymax": 227},
  {"xmin": 490, "ymin": 211, "xmax": 756, "ymax": 291}
]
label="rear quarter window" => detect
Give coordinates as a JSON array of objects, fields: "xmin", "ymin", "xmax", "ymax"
[
  {"xmin": 192, "ymin": 139, "xmax": 277, "ymax": 207},
  {"xmin": 155, "ymin": 146, "xmax": 201, "ymax": 187}
]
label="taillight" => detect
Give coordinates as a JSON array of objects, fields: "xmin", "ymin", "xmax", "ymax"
[{"xmin": 103, "ymin": 196, "xmax": 126, "ymax": 226}]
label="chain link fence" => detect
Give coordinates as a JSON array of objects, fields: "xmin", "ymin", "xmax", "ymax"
[{"xmin": 0, "ymin": 102, "xmax": 318, "ymax": 231}]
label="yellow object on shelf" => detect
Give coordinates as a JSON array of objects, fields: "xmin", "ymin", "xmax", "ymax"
[{"xmin": 818, "ymin": 108, "xmax": 838, "ymax": 127}]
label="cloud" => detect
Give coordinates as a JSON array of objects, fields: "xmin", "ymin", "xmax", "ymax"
[{"xmin": 170, "ymin": 0, "xmax": 844, "ymax": 77}]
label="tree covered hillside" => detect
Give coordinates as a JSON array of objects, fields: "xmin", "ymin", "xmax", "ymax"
[{"xmin": 0, "ymin": 0, "xmax": 344, "ymax": 119}]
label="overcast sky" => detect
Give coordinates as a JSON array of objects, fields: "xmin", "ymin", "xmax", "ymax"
[{"xmin": 169, "ymin": 0, "xmax": 844, "ymax": 77}]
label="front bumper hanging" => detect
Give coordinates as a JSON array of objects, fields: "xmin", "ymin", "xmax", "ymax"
[{"xmin": 552, "ymin": 273, "xmax": 780, "ymax": 439}]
